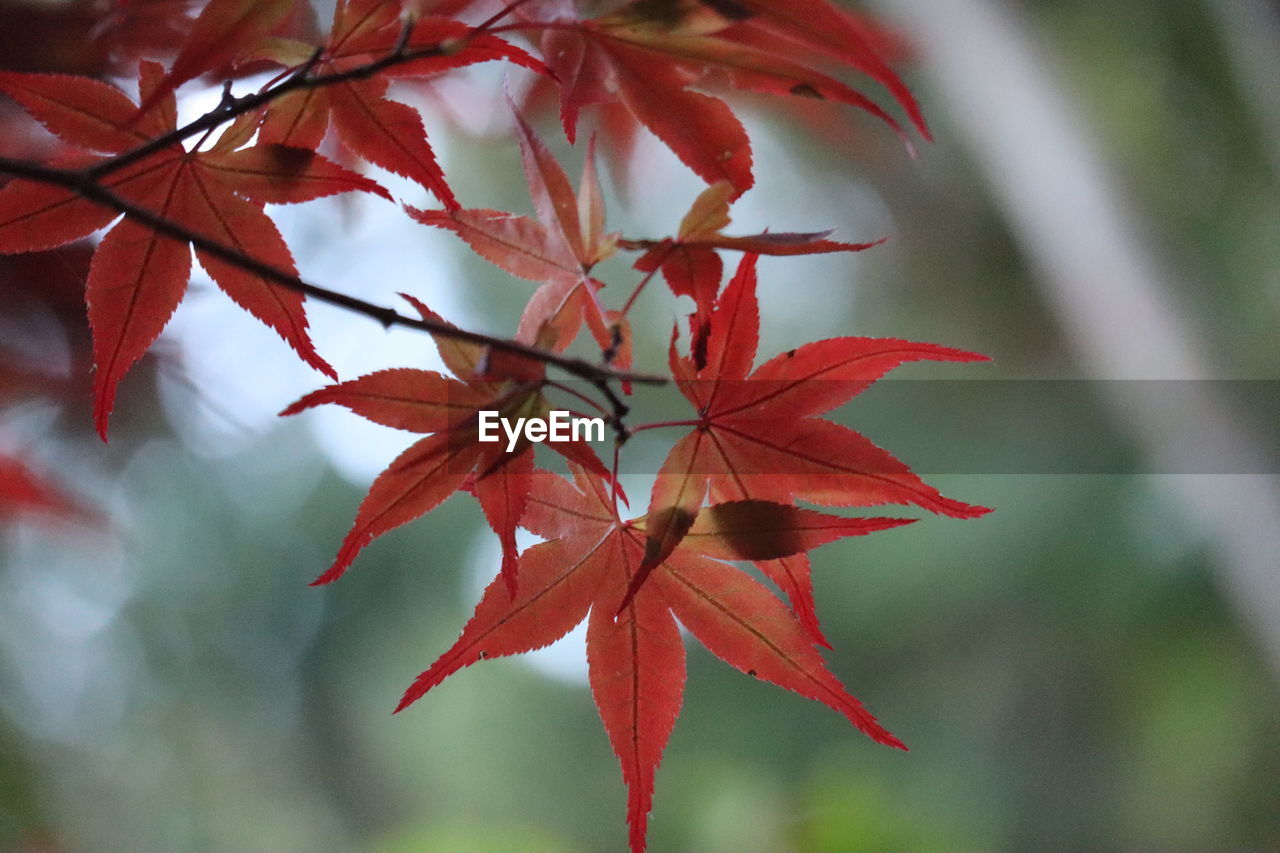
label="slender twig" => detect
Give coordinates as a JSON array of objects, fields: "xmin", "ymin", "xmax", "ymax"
[
  {"xmin": 617, "ymin": 238, "xmax": 665, "ymax": 251},
  {"xmin": 392, "ymin": 18, "xmax": 415, "ymax": 56},
  {"xmin": 619, "ymin": 242, "xmax": 678, "ymax": 317},
  {"xmin": 90, "ymin": 6, "xmax": 530, "ymax": 180},
  {"xmin": 592, "ymin": 378, "xmax": 631, "ymax": 444},
  {"xmin": 610, "ymin": 439, "xmax": 622, "ymax": 517},
  {"xmin": 475, "ymin": 0, "xmax": 541, "ymax": 32},
  {"xmin": 629, "ymin": 419, "xmax": 703, "ymax": 434},
  {"xmin": 0, "ymin": 0, "xmax": 666, "ymax": 420},
  {"xmin": 545, "ymin": 381, "xmax": 612, "ymax": 418},
  {"xmin": 0, "ymin": 155, "xmax": 661, "ymax": 388}
]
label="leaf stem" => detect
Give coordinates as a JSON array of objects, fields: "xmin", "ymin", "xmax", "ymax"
[
  {"xmin": 610, "ymin": 439, "xmax": 622, "ymax": 517},
  {"xmin": 629, "ymin": 419, "xmax": 702, "ymax": 434},
  {"xmin": 545, "ymin": 380, "xmax": 612, "ymax": 418},
  {"xmin": 620, "ymin": 265, "xmax": 662, "ymax": 317},
  {"xmin": 619, "ymin": 241, "xmax": 679, "ymax": 317},
  {"xmin": 475, "ymin": 0, "xmax": 542, "ymax": 33}
]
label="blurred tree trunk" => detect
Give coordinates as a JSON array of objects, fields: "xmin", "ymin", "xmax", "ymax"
[{"xmin": 875, "ymin": 0, "xmax": 1280, "ymax": 674}]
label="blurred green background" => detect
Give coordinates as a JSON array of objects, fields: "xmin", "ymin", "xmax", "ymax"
[{"xmin": 1, "ymin": 0, "xmax": 1277, "ymax": 850}]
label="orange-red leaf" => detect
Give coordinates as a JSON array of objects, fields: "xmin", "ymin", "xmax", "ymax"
[
  {"xmin": 711, "ymin": 336, "xmax": 991, "ymax": 420},
  {"xmin": 579, "ymin": 137, "xmax": 608, "ymax": 258},
  {"xmin": 284, "ymin": 354, "xmax": 606, "ymax": 590},
  {"xmin": 2, "ymin": 63, "xmax": 342, "ymax": 438},
  {"xmin": 712, "ymin": 416, "xmax": 990, "ymax": 518},
  {"xmin": 330, "ymin": 0, "xmax": 399, "ymax": 51},
  {"xmin": 513, "ymin": 106, "xmax": 586, "ymax": 265},
  {"xmin": 622, "ymin": 427, "xmax": 709, "ymax": 611},
  {"xmin": 85, "ymin": 170, "xmax": 191, "ymax": 440},
  {"xmin": 658, "ymin": 552, "xmax": 905, "ymax": 749},
  {"xmin": 397, "ymin": 533, "xmax": 612, "ymax": 709},
  {"xmin": 151, "ymin": 0, "xmax": 296, "ymax": 104},
  {"xmin": 414, "ymin": 114, "xmax": 623, "ymax": 363},
  {"xmin": 519, "ymin": 464, "xmax": 618, "ymax": 542},
  {"xmin": 603, "ymin": 39, "xmax": 753, "ymax": 196},
  {"xmin": 400, "ymin": 468, "xmax": 906, "ymax": 853},
  {"xmin": 473, "ymin": 446, "xmax": 535, "ymax": 595},
  {"xmin": 755, "ymin": 551, "xmax": 828, "ymax": 648},
  {"xmin": 652, "ymin": 251, "xmax": 989, "ymax": 647},
  {"xmin": 728, "ymin": 0, "xmax": 929, "ymax": 137},
  {"xmin": 258, "ymin": 87, "xmax": 332, "ymax": 150},
  {"xmin": 202, "ymin": 144, "xmax": 392, "ymax": 203},
  {"xmin": 0, "ymin": 72, "xmax": 151, "ymax": 153},
  {"xmin": 177, "ymin": 165, "xmax": 336, "ymax": 380},
  {"xmin": 589, "ymin": 578, "xmax": 685, "ymax": 853},
  {"xmin": 315, "ymin": 430, "xmax": 483, "ymax": 585},
  {"xmin": 413, "ymin": 107, "xmax": 618, "ymax": 297},
  {"xmin": 629, "ymin": 181, "xmax": 881, "ymax": 319},
  {"xmin": 610, "ymin": 28, "xmax": 909, "ymax": 145},
  {"xmin": 0, "ymin": 178, "xmax": 119, "ymax": 255},
  {"xmin": 255, "ymin": 3, "xmax": 549, "ymax": 199},
  {"xmin": 398, "ymin": 292, "xmax": 487, "ymax": 382},
  {"xmin": 279, "ymin": 368, "xmax": 486, "ymax": 431},
  {"xmin": 541, "ymin": 28, "xmax": 614, "ymax": 144},
  {"xmin": 409, "ymin": 207, "xmax": 579, "ymax": 283},
  {"xmin": 679, "ymin": 500, "xmax": 915, "ymax": 561},
  {"xmin": 329, "ymin": 77, "xmax": 457, "ymax": 208},
  {"xmin": 699, "ymin": 251, "xmax": 758, "ymax": 382},
  {"xmin": 135, "ymin": 60, "xmax": 178, "ymax": 139},
  {"xmin": 540, "ymin": 0, "xmax": 925, "ymax": 195},
  {"xmin": 0, "ymin": 154, "xmax": 177, "ymax": 255},
  {"xmin": 636, "ymin": 241, "xmax": 721, "ymax": 317}
]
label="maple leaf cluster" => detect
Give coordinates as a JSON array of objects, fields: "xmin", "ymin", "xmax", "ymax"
[{"xmin": 0, "ymin": 0, "xmax": 990, "ymax": 849}]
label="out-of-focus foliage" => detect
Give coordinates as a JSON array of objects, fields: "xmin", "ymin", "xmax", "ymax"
[{"xmin": 0, "ymin": 0, "xmax": 1276, "ymax": 851}]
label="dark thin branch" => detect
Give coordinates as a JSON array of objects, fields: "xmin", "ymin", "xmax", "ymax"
[
  {"xmin": 475, "ymin": 0, "xmax": 541, "ymax": 32},
  {"xmin": 545, "ymin": 381, "xmax": 612, "ymax": 418},
  {"xmin": 0, "ymin": 156, "xmax": 662, "ymax": 388},
  {"xmin": 0, "ymin": 0, "xmax": 663, "ymax": 394},
  {"xmin": 391, "ymin": 18, "xmax": 416, "ymax": 56},
  {"xmin": 292, "ymin": 46, "xmax": 326, "ymax": 81},
  {"xmin": 92, "ymin": 9, "xmax": 525, "ymax": 180},
  {"xmin": 593, "ymin": 378, "xmax": 632, "ymax": 444},
  {"xmin": 617, "ymin": 238, "xmax": 664, "ymax": 251}
]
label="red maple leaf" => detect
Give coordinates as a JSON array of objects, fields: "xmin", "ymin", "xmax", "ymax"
[
  {"xmin": 411, "ymin": 107, "xmax": 628, "ymax": 364},
  {"xmin": 624, "ymin": 179, "xmax": 884, "ymax": 324},
  {"xmin": 533, "ymin": 0, "xmax": 926, "ymax": 196},
  {"xmin": 629, "ymin": 253, "xmax": 991, "ymax": 643},
  {"xmin": 0, "ymin": 61, "xmax": 394, "ymax": 437},
  {"xmin": 397, "ymin": 463, "xmax": 911, "ymax": 853},
  {"xmin": 280, "ymin": 294, "xmax": 609, "ymax": 592},
  {"xmin": 255, "ymin": 0, "xmax": 549, "ymax": 208},
  {"xmin": 142, "ymin": 0, "xmax": 302, "ymax": 108}
]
